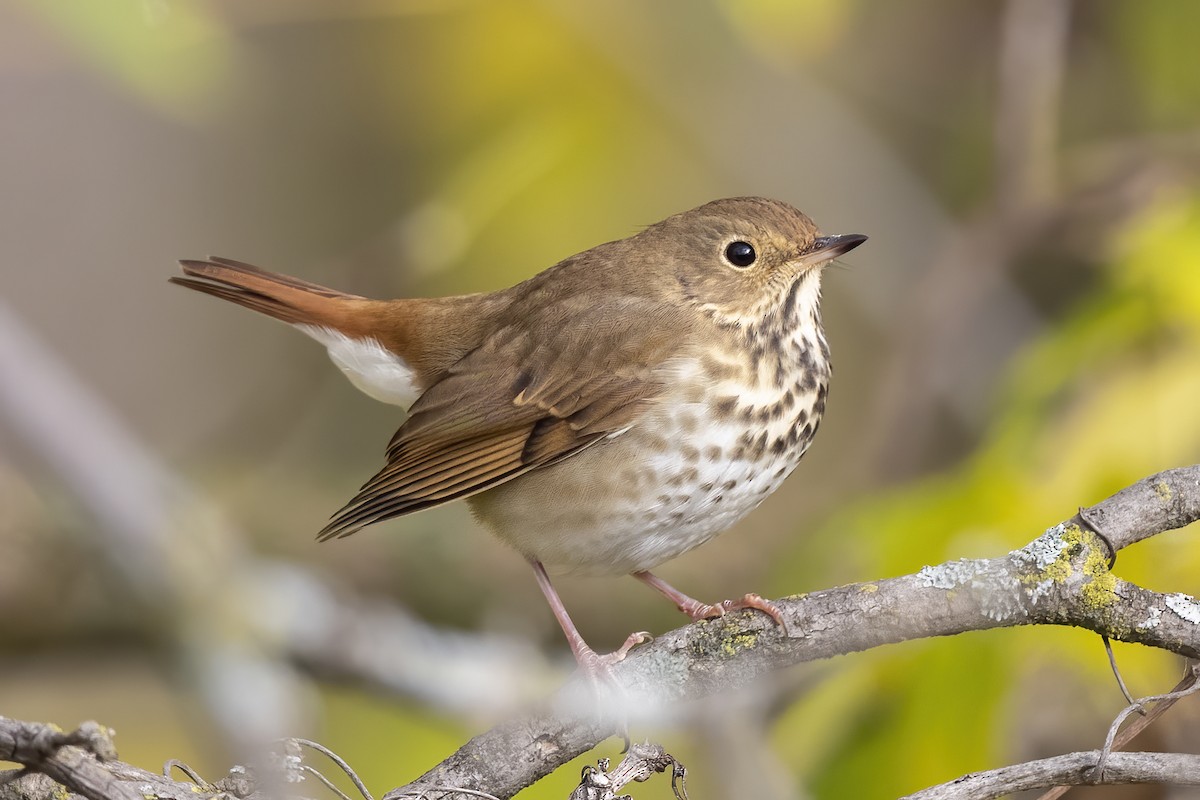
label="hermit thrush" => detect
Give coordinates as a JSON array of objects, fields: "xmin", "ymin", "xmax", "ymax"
[{"xmin": 172, "ymin": 197, "xmax": 866, "ymax": 679}]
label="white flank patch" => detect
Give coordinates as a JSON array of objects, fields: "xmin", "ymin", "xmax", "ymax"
[{"xmin": 296, "ymin": 324, "xmax": 420, "ymax": 410}]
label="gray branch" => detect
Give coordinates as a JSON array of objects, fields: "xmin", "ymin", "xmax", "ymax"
[
  {"xmin": 902, "ymin": 751, "xmax": 1200, "ymax": 800},
  {"xmin": 0, "ymin": 719, "xmax": 140, "ymax": 800}
]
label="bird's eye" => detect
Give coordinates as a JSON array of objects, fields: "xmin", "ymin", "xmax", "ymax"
[{"xmin": 724, "ymin": 240, "xmax": 757, "ymax": 268}]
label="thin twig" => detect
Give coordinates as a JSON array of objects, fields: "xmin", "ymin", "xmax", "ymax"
[
  {"xmin": 286, "ymin": 738, "xmax": 375, "ymax": 800},
  {"xmin": 1094, "ymin": 661, "xmax": 1200, "ymax": 778},
  {"xmin": 1101, "ymin": 636, "xmax": 1138, "ymax": 707},
  {"xmin": 299, "ymin": 764, "xmax": 357, "ymax": 800},
  {"xmin": 162, "ymin": 759, "xmax": 211, "ymax": 787},
  {"xmin": 1034, "ymin": 660, "xmax": 1200, "ymax": 800}
]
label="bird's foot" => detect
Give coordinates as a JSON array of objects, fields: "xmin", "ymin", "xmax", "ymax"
[
  {"xmin": 678, "ymin": 593, "xmax": 789, "ymax": 636},
  {"xmin": 633, "ymin": 571, "xmax": 790, "ymax": 636},
  {"xmin": 574, "ymin": 630, "xmax": 652, "ymax": 688}
]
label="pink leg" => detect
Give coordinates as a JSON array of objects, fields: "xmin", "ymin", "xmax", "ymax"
[
  {"xmin": 531, "ymin": 561, "xmax": 649, "ymax": 683},
  {"xmin": 633, "ymin": 570, "xmax": 789, "ymax": 636}
]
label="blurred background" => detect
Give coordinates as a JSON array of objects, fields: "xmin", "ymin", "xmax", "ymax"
[{"xmin": 2, "ymin": 1, "xmax": 1199, "ymax": 797}]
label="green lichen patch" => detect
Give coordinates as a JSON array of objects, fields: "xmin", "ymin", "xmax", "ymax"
[
  {"xmin": 1155, "ymin": 479, "xmax": 1174, "ymax": 503},
  {"xmin": 1075, "ymin": 531, "xmax": 1122, "ymax": 634},
  {"xmin": 1012, "ymin": 523, "xmax": 1077, "ymax": 585},
  {"xmin": 1080, "ymin": 562, "xmax": 1118, "ymax": 610},
  {"xmin": 687, "ymin": 619, "xmax": 763, "ymax": 659}
]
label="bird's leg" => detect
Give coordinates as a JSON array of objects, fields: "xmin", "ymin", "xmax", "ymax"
[
  {"xmin": 633, "ymin": 570, "xmax": 789, "ymax": 636},
  {"xmin": 531, "ymin": 561, "xmax": 649, "ymax": 684}
]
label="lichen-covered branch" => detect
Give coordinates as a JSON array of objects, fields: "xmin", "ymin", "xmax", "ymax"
[{"xmin": 390, "ymin": 465, "xmax": 1200, "ymax": 799}]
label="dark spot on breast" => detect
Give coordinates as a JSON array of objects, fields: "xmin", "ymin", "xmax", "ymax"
[
  {"xmin": 814, "ymin": 383, "xmax": 829, "ymax": 415},
  {"xmin": 715, "ymin": 396, "xmax": 739, "ymax": 417},
  {"xmin": 705, "ymin": 446, "xmax": 723, "ymax": 461},
  {"xmin": 643, "ymin": 433, "xmax": 670, "ymax": 452},
  {"xmin": 702, "ymin": 354, "xmax": 739, "ymax": 382},
  {"xmin": 766, "ymin": 327, "xmax": 785, "ymax": 353},
  {"xmin": 796, "ymin": 346, "xmax": 816, "ymax": 372}
]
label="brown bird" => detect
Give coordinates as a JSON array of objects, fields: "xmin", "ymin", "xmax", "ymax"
[{"xmin": 171, "ymin": 197, "xmax": 866, "ymax": 680}]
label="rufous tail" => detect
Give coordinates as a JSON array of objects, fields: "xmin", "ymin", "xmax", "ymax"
[{"xmin": 170, "ymin": 257, "xmax": 364, "ymax": 328}]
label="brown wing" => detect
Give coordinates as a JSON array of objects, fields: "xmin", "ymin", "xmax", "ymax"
[{"xmin": 318, "ymin": 296, "xmax": 691, "ymax": 539}]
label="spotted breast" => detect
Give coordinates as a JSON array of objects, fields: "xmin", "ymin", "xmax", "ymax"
[{"xmin": 470, "ymin": 263, "xmax": 831, "ymax": 575}]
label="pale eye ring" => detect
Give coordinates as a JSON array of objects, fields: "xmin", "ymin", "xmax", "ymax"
[{"xmin": 724, "ymin": 240, "xmax": 756, "ymax": 268}]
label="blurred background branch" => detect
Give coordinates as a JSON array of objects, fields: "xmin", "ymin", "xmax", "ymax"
[{"xmin": 0, "ymin": 298, "xmax": 554, "ymax": 756}]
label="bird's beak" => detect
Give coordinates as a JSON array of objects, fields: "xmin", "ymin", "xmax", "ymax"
[{"xmin": 796, "ymin": 233, "xmax": 868, "ymax": 267}]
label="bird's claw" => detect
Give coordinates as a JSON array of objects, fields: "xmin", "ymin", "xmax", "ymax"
[
  {"xmin": 687, "ymin": 593, "xmax": 789, "ymax": 636},
  {"xmin": 575, "ymin": 630, "xmax": 653, "ymax": 690}
]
